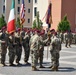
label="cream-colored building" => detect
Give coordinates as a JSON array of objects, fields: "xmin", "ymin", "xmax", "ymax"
[{"xmin": 0, "ymin": 0, "xmax": 48, "ymax": 28}]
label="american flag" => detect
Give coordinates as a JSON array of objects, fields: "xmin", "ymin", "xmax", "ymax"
[{"xmin": 20, "ymin": 0, "xmax": 25, "ymax": 25}]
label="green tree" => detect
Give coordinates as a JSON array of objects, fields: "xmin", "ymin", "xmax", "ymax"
[
  {"xmin": 16, "ymin": 17, "xmax": 21, "ymax": 28},
  {"xmin": 32, "ymin": 11, "xmax": 43, "ymax": 29},
  {"xmin": 0, "ymin": 15, "xmax": 6, "ymax": 29},
  {"xmin": 57, "ymin": 15, "xmax": 70, "ymax": 32}
]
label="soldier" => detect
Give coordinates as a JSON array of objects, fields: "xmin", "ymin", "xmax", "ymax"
[
  {"xmin": 22, "ymin": 30, "xmax": 30, "ymax": 64},
  {"xmin": 38, "ymin": 31, "xmax": 49, "ymax": 68},
  {"xmin": 50, "ymin": 32, "xmax": 61, "ymax": 71},
  {"xmin": 29, "ymin": 30, "xmax": 40, "ymax": 71},
  {"xmin": 8, "ymin": 32, "xmax": 16, "ymax": 66},
  {"xmin": 64, "ymin": 30, "xmax": 73, "ymax": 48},
  {"xmin": 64, "ymin": 31, "xmax": 68, "ymax": 47},
  {"xmin": 0, "ymin": 26, "xmax": 8, "ymax": 66},
  {"xmin": 73, "ymin": 33, "xmax": 76, "ymax": 44},
  {"xmin": 68, "ymin": 30, "xmax": 73, "ymax": 47},
  {"xmin": 38, "ymin": 32, "xmax": 45, "ymax": 68},
  {"xmin": 59, "ymin": 32, "xmax": 64, "ymax": 43},
  {"xmin": 15, "ymin": 28, "xmax": 22, "ymax": 65}
]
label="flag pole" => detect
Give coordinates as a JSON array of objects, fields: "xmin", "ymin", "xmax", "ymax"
[
  {"xmin": 20, "ymin": 21, "xmax": 23, "ymax": 43},
  {"xmin": 46, "ymin": 1, "xmax": 52, "ymax": 60}
]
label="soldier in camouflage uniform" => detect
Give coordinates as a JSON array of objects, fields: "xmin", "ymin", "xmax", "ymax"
[
  {"xmin": 64, "ymin": 31, "xmax": 68, "ymax": 47},
  {"xmin": 38, "ymin": 31, "xmax": 49, "ymax": 68},
  {"xmin": 68, "ymin": 30, "xmax": 73, "ymax": 47},
  {"xmin": 59, "ymin": 32, "xmax": 64, "ymax": 43},
  {"xmin": 29, "ymin": 30, "xmax": 40, "ymax": 71},
  {"xmin": 38, "ymin": 32, "xmax": 45, "ymax": 68},
  {"xmin": 22, "ymin": 30, "xmax": 30, "ymax": 64},
  {"xmin": 15, "ymin": 28, "xmax": 22, "ymax": 65},
  {"xmin": 64, "ymin": 30, "xmax": 73, "ymax": 48},
  {"xmin": 0, "ymin": 27, "xmax": 8, "ymax": 66},
  {"xmin": 73, "ymin": 33, "xmax": 76, "ymax": 44},
  {"xmin": 8, "ymin": 32, "xmax": 16, "ymax": 66},
  {"xmin": 50, "ymin": 32, "xmax": 61, "ymax": 71}
]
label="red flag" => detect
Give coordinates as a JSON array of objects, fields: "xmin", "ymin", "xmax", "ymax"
[
  {"xmin": 20, "ymin": 0, "xmax": 25, "ymax": 25},
  {"xmin": 46, "ymin": 3, "xmax": 52, "ymax": 28}
]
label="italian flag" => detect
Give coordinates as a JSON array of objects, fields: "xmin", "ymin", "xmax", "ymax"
[{"xmin": 7, "ymin": 0, "xmax": 15, "ymax": 34}]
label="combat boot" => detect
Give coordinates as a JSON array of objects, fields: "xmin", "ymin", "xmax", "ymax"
[
  {"xmin": 39, "ymin": 65, "xmax": 45, "ymax": 68},
  {"xmin": 51, "ymin": 66, "xmax": 58, "ymax": 71},
  {"xmin": 32, "ymin": 66, "xmax": 39, "ymax": 71},
  {"xmin": 56, "ymin": 66, "xmax": 58, "ymax": 71},
  {"xmin": 0, "ymin": 63, "xmax": 6, "ymax": 67},
  {"xmin": 0, "ymin": 63, "xmax": 4, "ymax": 67}
]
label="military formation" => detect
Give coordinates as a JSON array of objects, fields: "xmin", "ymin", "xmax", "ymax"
[{"xmin": 0, "ymin": 26, "xmax": 76, "ymax": 71}]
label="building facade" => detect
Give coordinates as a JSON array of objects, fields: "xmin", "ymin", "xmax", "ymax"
[
  {"xmin": 0, "ymin": 0, "xmax": 48, "ymax": 28},
  {"xmin": 0, "ymin": 0, "xmax": 76, "ymax": 32},
  {"xmin": 51, "ymin": 0, "xmax": 76, "ymax": 32}
]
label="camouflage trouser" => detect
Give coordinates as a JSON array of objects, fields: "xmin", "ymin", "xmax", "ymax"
[
  {"xmin": 31, "ymin": 50, "xmax": 38, "ymax": 67},
  {"xmin": 68, "ymin": 39, "xmax": 72, "ymax": 46},
  {"xmin": 38, "ymin": 49, "xmax": 44, "ymax": 66},
  {"xmin": 23, "ymin": 44, "xmax": 30, "ymax": 62},
  {"xmin": 15, "ymin": 46, "xmax": 22, "ymax": 63},
  {"xmin": 75, "ymin": 39, "xmax": 76, "ymax": 44},
  {"xmin": 1, "ymin": 44, "xmax": 7, "ymax": 64},
  {"xmin": 8, "ymin": 48, "xmax": 15, "ymax": 65},
  {"xmin": 50, "ymin": 51, "xmax": 60, "ymax": 67},
  {"xmin": 65, "ymin": 40, "xmax": 68, "ymax": 47},
  {"xmin": 65, "ymin": 39, "xmax": 72, "ymax": 47}
]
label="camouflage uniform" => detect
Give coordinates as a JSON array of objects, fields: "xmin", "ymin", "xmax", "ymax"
[
  {"xmin": 64, "ymin": 32, "xmax": 68, "ymax": 47},
  {"xmin": 15, "ymin": 31, "xmax": 22, "ymax": 65},
  {"xmin": 0, "ymin": 31, "xmax": 8, "ymax": 66},
  {"xmin": 50, "ymin": 34, "xmax": 61, "ymax": 71},
  {"xmin": 64, "ymin": 32, "xmax": 73, "ymax": 47},
  {"xmin": 8, "ymin": 33, "xmax": 16, "ymax": 66},
  {"xmin": 38, "ymin": 35, "xmax": 44, "ymax": 68},
  {"xmin": 73, "ymin": 33, "xmax": 76, "ymax": 44},
  {"xmin": 59, "ymin": 32, "xmax": 64, "ymax": 43},
  {"xmin": 29, "ymin": 33, "xmax": 40, "ymax": 70},
  {"xmin": 39, "ymin": 34, "xmax": 48, "ymax": 68},
  {"xmin": 68, "ymin": 32, "xmax": 73, "ymax": 47},
  {"xmin": 22, "ymin": 32, "xmax": 30, "ymax": 63}
]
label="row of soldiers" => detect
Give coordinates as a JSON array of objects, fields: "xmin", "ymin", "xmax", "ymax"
[
  {"xmin": 59, "ymin": 30, "xmax": 75, "ymax": 48},
  {"xmin": 0, "ymin": 26, "xmax": 30, "ymax": 66},
  {"xmin": 0, "ymin": 26, "xmax": 48, "ymax": 67},
  {"xmin": 0, "ymin": 26, "xmax": 62, "ymax": 71}
]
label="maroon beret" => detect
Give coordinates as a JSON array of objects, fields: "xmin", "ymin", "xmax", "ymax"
[{"xmin": 17, "ymin": 28, "xmax": 21, "ymax": 32}]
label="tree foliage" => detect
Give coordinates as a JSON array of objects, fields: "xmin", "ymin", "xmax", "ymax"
[
  {"xmin": 0, "ymin": 15, "xmax": 6, "ymax": 29},
  {"xmin": 57, "ymin": 15, "xmax": 70, "ymax": 32},
  {"xmin": 32, "ymin": 11, "xmax": 43, "ymax": 29},
  {"xmin": 16, "ymin": 17, "xmax": 21, "ymax": 28}
]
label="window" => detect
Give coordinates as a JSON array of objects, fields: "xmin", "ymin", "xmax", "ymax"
[
  {"xmin": 17, "ymin": 7, "xmax": 20, "ymax": 14},
  {"xmin": 34, "ymin": 7, "xmax": 37, "ymax": 16},
  {"xmin": 3, "ymin": 5, "xmax": 5, "ymax": 13},
  {"xmin": 18, "ymin": 0, "xmax": 20, "ymax": 4},
  {"xmin": 28, "ymin": 0, "xmax": 31, "ymax": 3},
  {"xmin": 28, "ymin": 8, "xmax": 30, "ymax": 13},
  {"xmin": 35, "ymin": 0, "xmax": 37, "ymax": 3},
  {"xmin": 28, "ymin": 18, "xmax": 30, "ymax": 23}
]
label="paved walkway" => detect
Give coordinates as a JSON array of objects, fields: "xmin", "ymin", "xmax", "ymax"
[{"xmin": 0, "ymin": 44, "xmax": 76, "ymax": 75}]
